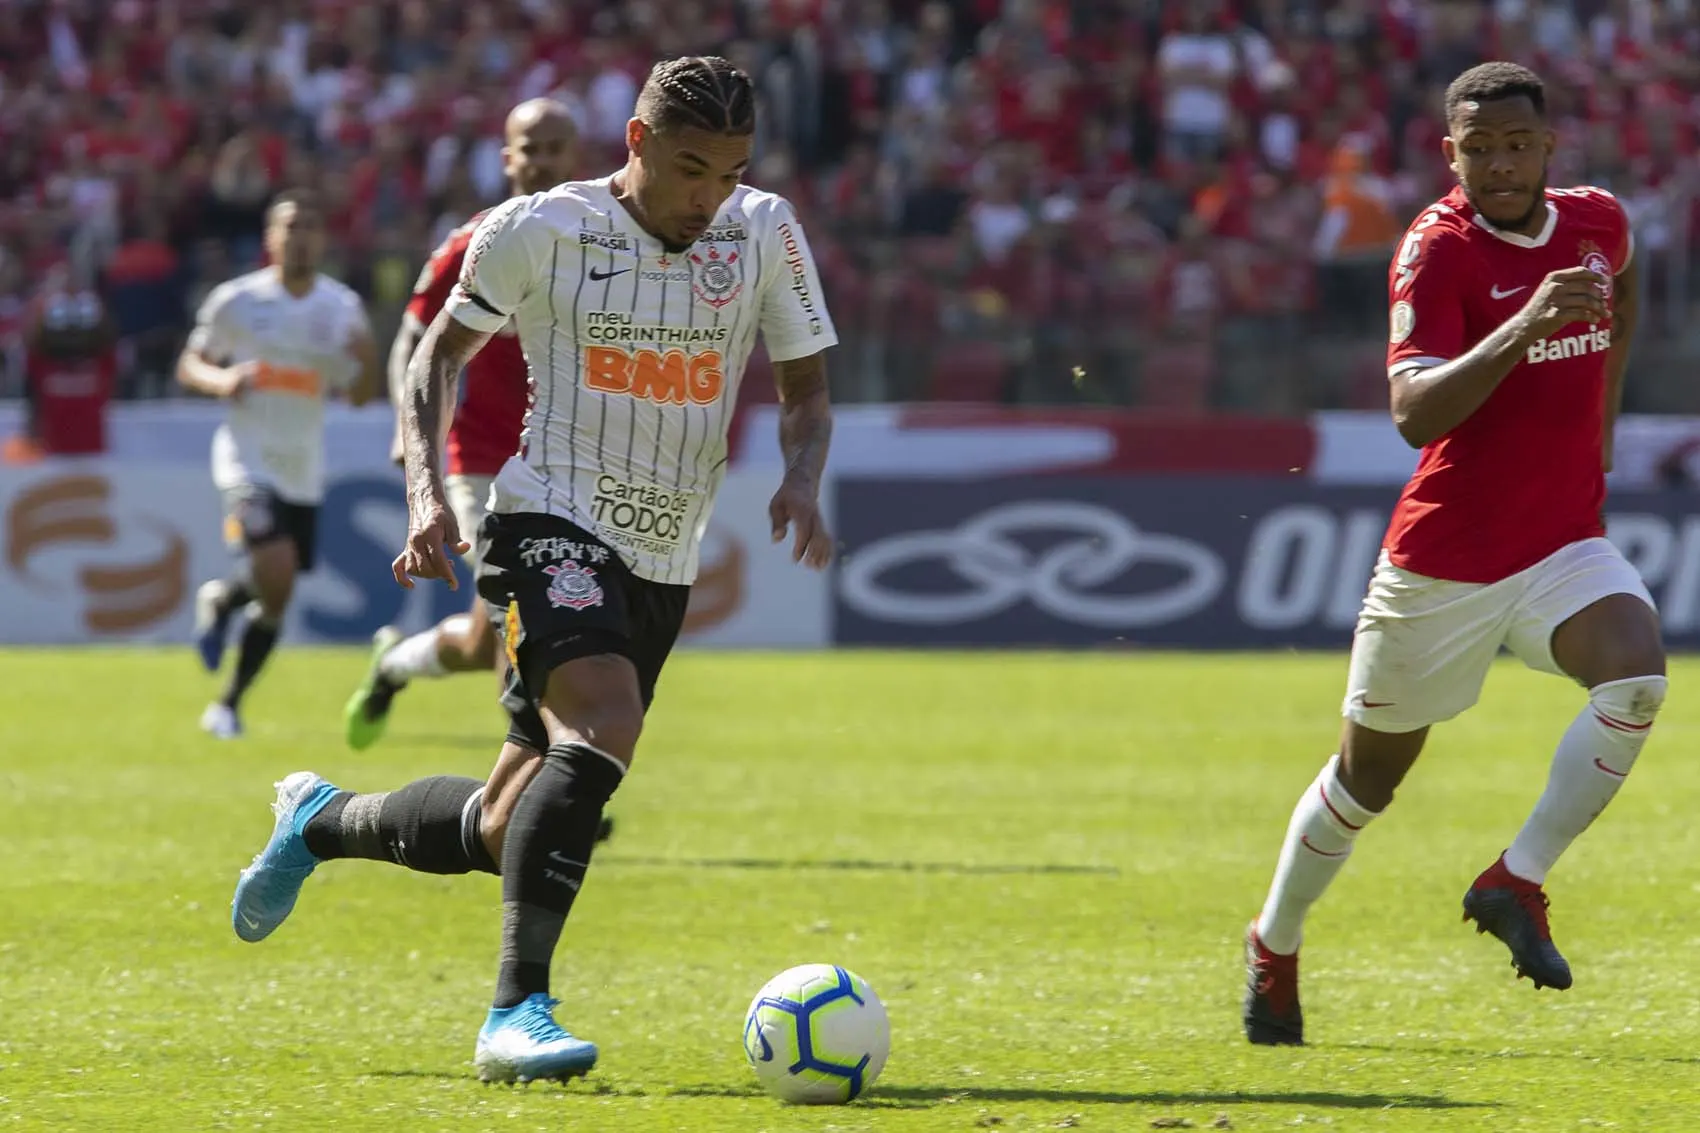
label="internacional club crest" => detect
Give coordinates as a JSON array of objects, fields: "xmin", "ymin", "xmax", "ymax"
[
  {"xmin": 1578, "ymin": 239, "xmax": 1613, "ymax": 302},
  {"xmin": 543, "ymin": 561, "xmax": 604, "ymax": 610},
  {"xmin": 690, "ymin": 246, "xmax": 742, "ymax": 308}
]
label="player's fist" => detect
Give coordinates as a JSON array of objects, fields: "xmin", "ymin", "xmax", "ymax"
[
  {"xmin": 393, "ymin": 497, "xmax": 469, "ymax": 590},
  {"xmin": 769, "ymin": 479, "xmax": 834, "ymax": 571},
  {"xmin": 225, "ymin": 361, "xmax": 263, "ymax": 401},
  {"xmin": 1517, "ymin": 266, "xmax": 1612, "ymax": 338}
]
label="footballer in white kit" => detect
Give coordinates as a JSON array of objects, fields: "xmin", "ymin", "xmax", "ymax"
[
  {"xmin": 178, "ymin": 190, "xmax": 379, "ymax": 739},
  {"xmin": 228, "ymin": 58, "xmax": 836, "ymax": 1085}
]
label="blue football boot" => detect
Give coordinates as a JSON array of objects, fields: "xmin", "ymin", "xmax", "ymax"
[
  {"xmin": 231, "ymin": 772, "xmax": 341, "ymax": 942},
  {"xmin": 474, "ymin": 994, "xmax": 599, "ymax": 1083}
]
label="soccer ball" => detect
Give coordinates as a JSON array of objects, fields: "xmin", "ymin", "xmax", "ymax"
[{"xmin": 742, "ymin": 963, "xmax": 889, "ymax": 1104}]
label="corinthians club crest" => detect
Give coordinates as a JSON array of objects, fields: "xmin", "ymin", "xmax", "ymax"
[
  {"xmin": 542, "ymin": 561, "xmax": 604, "ymax": 610},
  {"xmin": 690, "ymin": 246, "xmax": 742, "ymax": 309}
]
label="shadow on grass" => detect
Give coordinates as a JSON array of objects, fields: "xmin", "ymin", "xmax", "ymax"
[
  {"xmin": 1342, "ymin": 1040, "xmax": 1700, "ymax": 1067},
  {"xmin": 379, "ymin": 731, "xmax": 499, "ymax": 753},
  {"xmin": 667, "ymin": 1083, "xmax": 1494, "ymax": 1110},
  {"xmin": 598, "ymin": 855, "xmax": 1120, "ymax": 877},
  {"xmin": 359, "ymin": 1074, "xmax": 1491, "ymax": 1111}
]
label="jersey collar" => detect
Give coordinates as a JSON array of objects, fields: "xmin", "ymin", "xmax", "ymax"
[{"xmin": 1471, "ymin": 200, "xmax": 1558, "ymax": 248}]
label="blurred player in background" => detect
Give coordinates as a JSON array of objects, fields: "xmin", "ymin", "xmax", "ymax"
[
  {"xmin": 181, "ymin": 190, "xmax": 379, "ymax": 739},
  {"xmin": 229, "ymin": 56, "xmax": 838, "ymax": 1083},
  {"xmin": 343, "ymin": 98, "xmax": 579, "ymax": 752},
  {"xmin": 1243, "ymin": 63, "xmax": 1663, "ymax": 1046}
]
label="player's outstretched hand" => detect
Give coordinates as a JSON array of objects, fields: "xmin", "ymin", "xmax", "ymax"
[
  {"xmin": 393, "ymin": 499, "xmax": 469, "ymax": 590},
  {"xmin": 1518, "ymin": 266, "xmax": 1612, "ymax": 337},
  {"xmin": 769, "ymin": 480, "xmax": 834, "ymax": 571}
]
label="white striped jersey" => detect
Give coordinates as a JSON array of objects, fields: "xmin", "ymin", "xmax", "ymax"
[
  {"xmin": 187, "ymin": 269, "xmax": 370, "ymax": 505},
  {"xmin": 443, "ymin": 176, "xmax": 837, "ymax": 585}
]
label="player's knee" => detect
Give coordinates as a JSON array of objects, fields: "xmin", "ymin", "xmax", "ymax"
[
  {"xmin": 464, "ymin": 613, "xmax": 499, "ymax": 669},
  {"xmin": 539, "ymin": 654, "xmax": 644, "ymax": 764},
  {"xmin": 542, "ymin": 739, "xmax": 629, "ymax": 805},
  {"xmin": 553, "ymin": 706, "xmax": 641, "ymax": 766},
  {"xmin": 248, "ymin": 543, "xmax": 297, "ymax": 617},
  {"xmin": 1590, "ymin": 673, "xmax": 1667, "ymax": 730},
  {"xmin": 1338, "ymin": 722, "xmax": 1427, "ymax": 811}
]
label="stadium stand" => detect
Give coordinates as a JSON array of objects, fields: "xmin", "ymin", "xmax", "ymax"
[{"xmin": 1, "ymin": 0, "xmax": 1697, "ymax": 414}]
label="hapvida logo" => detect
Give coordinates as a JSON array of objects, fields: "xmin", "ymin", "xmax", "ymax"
[{"xmin": 6, "ymin": 474, "xmax": 187, "ymax": 633}]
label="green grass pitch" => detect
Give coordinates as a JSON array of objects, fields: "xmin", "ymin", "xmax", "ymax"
[{"xmin": 4, "ymin": 647, "xmax": 1699, "ymax": 1131}]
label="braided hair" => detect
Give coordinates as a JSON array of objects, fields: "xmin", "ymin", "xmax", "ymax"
[{"xmin": 634, "ymin": 56, "xmax": 756, "ymax": 136}]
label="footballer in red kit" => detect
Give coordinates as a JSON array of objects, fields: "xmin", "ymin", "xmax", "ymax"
[
  {"xmin": 342, "ymin": 100, "xmax": 609, "ymax": 848},
  {"xmin": 1243, "ymin": 63, "xmax": 1667, "ymax": 1047},
  {"xmin": 411, "ymin": 216, "xmax": 531, "ymax": 490}
]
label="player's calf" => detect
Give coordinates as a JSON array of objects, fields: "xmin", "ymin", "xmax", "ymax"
[
  {"xmin": 216, "ymin": 542, "xmax": 296, "ymax": 716},
  {"xmin": 1467, "ymin": 672, "xmax": 1666, "ymax": 991},
  {"xmin": 491, "ymin": 654, "xmax": 642, "ymax": 1011},
  {"xmin": 1254, "ymin": 753, "xmax": 1382, "ymax": 956},
  {"xmin": 301, "ymin": 774, "xmax": 498, "ymax": 875},
  {"xmin": 1503, "ymin": 674, "xmax": 1666, "ymax": 886},
  {"xmin": 192, "ymin": 576, "xmax": 252, "ymax": 673}
]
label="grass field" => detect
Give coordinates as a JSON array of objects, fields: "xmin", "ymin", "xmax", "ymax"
[{"xmin": 4, "ymin": 647, "xmax": 1700, "ymax": 1132}]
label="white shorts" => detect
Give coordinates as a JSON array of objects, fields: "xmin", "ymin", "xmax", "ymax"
[
  {"xmin": 1343, "ymin": 537, "xmax": 1656, "ymax": 733},
  {"xmin": 444, "ymin": 473, "xmax": 495, "ymax": 570}
]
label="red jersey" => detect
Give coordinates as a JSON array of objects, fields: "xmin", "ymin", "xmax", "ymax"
[
  {"xmin": 408, "ymin": 212, "xmax": 529, "ymax": 477},
  {"xmin": 27, "ymin": 349, "xmax": 114, "ymax": 455},
  {"xmin": 1384, "ymin": 184, "xmax": 1633, "ymax": 583}
]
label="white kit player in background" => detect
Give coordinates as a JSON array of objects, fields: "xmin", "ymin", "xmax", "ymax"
[
  {"xmin": 179, "ymin": 189, "xmax": 379, "ymax": 739},
  {"xmin": 226, "ymin": 58, "xmax": 837, "ymax": 1087}
]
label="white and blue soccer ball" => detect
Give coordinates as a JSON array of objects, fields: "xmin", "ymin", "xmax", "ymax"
[{"xmin": 742, "ymin": 963, "xmax": 890, "ymax": 1104}]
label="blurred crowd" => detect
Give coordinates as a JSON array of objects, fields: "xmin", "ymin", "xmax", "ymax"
[{"xmin": 4, "ymin": 0, "xmax": 1700, "ymax": 420}]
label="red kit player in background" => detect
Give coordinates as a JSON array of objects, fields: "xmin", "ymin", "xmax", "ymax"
[
  {"xmin": 1243, "ymin": 62, "xmax": 1666, "ymax": 1046},
  {"xmin": 343, "ymin": 99, "xmax": 577, "ymax": 755}
]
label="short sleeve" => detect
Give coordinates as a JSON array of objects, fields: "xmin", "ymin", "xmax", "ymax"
[
  {"xmin": 1387, "ymin": 214, "xmax": 1469, "ymax": 380},
  {"xmin": 186, "ymin": 282, "xmax": 239, "ymax": 361},
  {"xmin": 755, "ymin": 196, "xmax": 839, "ymax": 363},
  {"xmin": 406, "ymin": 225, "xmax": 469, "ymax": 325},
  {"xmin": 1607, "ymin": 192, "xmax": 1634, "ymax": 272},
  {"xmin": 444, "ymin": 197, "xmax": 544, "ymax": 334}
]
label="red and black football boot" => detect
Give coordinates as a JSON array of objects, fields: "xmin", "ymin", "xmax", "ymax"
[
  {"xmin": 1243, "ymin": 922, "xmax": 1304, "ymax": 1046},
  {"xmin": 1462, "ymin": 853, "xmax": 1573, "ymax": 990}
]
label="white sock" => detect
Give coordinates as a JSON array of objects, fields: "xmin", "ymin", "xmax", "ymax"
[
  {"xmin": 1503, "ymin": 675, "xmax": 1665, "ymax": 884},
  {"xmin": 379, "ymin": 626, "xmax": 447, "ymax": 682},
  {"xmin": 1255, "ymin": 753, "xmax": 1380, "ymax": 955}
]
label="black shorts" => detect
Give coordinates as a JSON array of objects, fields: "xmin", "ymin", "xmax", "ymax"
[
  {"xmin": 221, "ymin": 485, "xmax": 319, "ymax": 571},
  {"xmin": 475, "ymin": 511, "xmax": 690, "ymax": 753}
]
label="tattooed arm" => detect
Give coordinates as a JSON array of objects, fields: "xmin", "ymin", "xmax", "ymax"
[
  {"xmin": 776, "ymin": 350, "xmax": 833, "ymax": 493},
  {"xmin": 768, "ymin": 350, "xmax": 834, "ymax": 570},
  {"xmin": 392, "ymin": 309, "xmax": 493, "ymax": 589}
]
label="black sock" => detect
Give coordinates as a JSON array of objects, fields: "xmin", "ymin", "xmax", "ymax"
[
  {"xmin": 301, "ymin": 775, "xmax": 496, "ymax": 874},
  {"xmin": 221, "ymin": 615, "xmax": 279, "ymax": 709},
  {"xmin": 217, "ymin": 575, "xmax": 254, "ymax": 617},
  {"xmin": 493, "ymin": 743, "xmax": 625, "ymax": 1009}
]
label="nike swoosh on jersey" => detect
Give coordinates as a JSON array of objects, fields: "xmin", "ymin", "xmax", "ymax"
[
  {"xmin": 1489, "ymin": 284, "xmax": 1528, "ymax": 299},
  {"xmin": 588, "ymin": 267, "xmax": 631, "ymax": 281}
]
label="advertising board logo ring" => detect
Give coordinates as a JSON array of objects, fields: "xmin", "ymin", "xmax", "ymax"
[
  {"xmin": 839, "ymin": 501, "xmax": 1225, "ymax": 628},
  {"xmin": 6, "ymin": 474, "xmax": 187, "ymax": 633}
]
